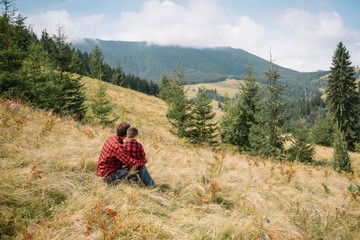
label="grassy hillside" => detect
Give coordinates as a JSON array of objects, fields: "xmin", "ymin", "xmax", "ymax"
[
  {"xmin": 186, "ymin": 79, "xmax": 244, "ymax": 99},
  {"xmin": 1, "ymin": 76, "xmax": 360, "ymax": 239}
]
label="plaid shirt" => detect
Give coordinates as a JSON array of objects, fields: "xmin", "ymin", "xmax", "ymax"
[
  {"xmin": 96, "ymin": 135, "xmax": 147, "ymax": 177},
  {"xmin": 123, "ymin": 138, "xmax": 146, "ymax": 161}
]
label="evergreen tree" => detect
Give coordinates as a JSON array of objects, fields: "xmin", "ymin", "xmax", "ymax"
[
  {"xmin": 332, "ymin": 125, "xmax": 352, "ymax": 173},
  {"xmin": 80, "ymin": 50, "xmax": 90, "ymax": 75},
  {"xmin": 149, "ymin": 81, "xmax": 160, "ymax": 96},
  {"xmin": 310, "ymin": 113, "xmax": 333, "ymax": 146},
  {"xmin": 249, "ymin": 58, "xmax": 285, "ymax": 158},
  {"xmin": 51, "ymin": 25, "xmax": 86, "ymax": 119},
  {"xmin": 287, "ymin": 119, "xmax": 314, "ymax": 163},
  {"xmin": 159, "ymin": 74, "xmax": 172, "ymax": 102},
  {"xmin": 91, "ymin": 85, "xmax": 115, "ymax": 126},
  {"xmin": 285, "ymin": 90, "xmax": 327, "ymax": 127},
  {"xmin": 0, "ymin": 1, "xmax": 85, "ymax": 119},
  {"xmin": 220, "ymin": 97, "xmax": 241, "ymax": 145},
  {"xmin": 111, "ymin": 63, "xmax": 125, "ymax": 86},
  {"xmin": 52, "ymin": 25, "xmax": 72, "ymax": 73},
  {"xmin": 58, "ymin": 75, "xmax": 87, "ymax": 120},
  {"xmin": 161, "ymin": 70, "xmax": 191, "ymax": 137},
  {"xmin": 69, "ymin": 48, "xmax": 82, "ymax": 75},
  {"xmin": 40, "ymin": 29, "xmax": 56, "ymax": 56},
  {"xmin": 326, "ymin": 42, "xmax": 360, "ymax": 150},
  {"xmin": 22, "ymin": 42, "xmax": 60, "ymax": 110},
  {"xmin": 220, "ymin": 65, "xmax": 260, "ymax": 150},
  {"xmin": 102, "ymin": 62, "xmax": 112, "ymax": 82},
  {"xmin": 89, "ymin": 45, "xmax": 104, "ymax": 81},
  {"xmin": 0, "ymin": 0, "xmax": 31, "ymax": 97},
  {"xmin": 188, "ymin": 87, "xmax": 218, "ymax": 145}
]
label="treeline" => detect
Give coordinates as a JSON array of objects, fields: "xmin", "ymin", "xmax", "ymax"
[
  {"xmin": 191, "ymin": 88, "xmax": 225, "ymax": 103},
  {"xmin": 284, "ymin": 90, "xmax": 326, "ymax": 126},
  {"xmin": 0, "ymin": 0, "xmax": 158, "ymax": 121},
  {"xmin": 0, "ymin": 2, "xmax": 86, "ymax": 119},
  {"xmin": 70, "ymin": 45, "xmax": 159, "ymax": 96},
  {"xmin": 161, "ymin": 44, "xmax": 360, "ymax": 173}
]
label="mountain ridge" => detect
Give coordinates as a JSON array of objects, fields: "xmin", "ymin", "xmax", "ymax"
[{"xmin": 73, "ymin": 38, "xmax": 328, "ymax": 98}]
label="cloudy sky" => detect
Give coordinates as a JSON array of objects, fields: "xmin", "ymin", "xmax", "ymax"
[{"xmin": 13, "ymin": 0, "xmax": 360, "ymax": 72}]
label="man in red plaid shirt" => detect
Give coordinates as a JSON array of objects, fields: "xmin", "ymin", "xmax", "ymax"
[{"xmin": 97, "ymin": 122, "xmax": 155, "ymax": 187}]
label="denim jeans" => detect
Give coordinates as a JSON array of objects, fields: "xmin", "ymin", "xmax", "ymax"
[{"xmin": 105, "ymin": 165, "xmax": 156, "ymax": 187}]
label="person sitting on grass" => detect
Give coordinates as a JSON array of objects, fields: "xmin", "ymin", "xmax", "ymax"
[
  {"xmin": 124, "ymin": 126, "xmax": 147, "ymax": 163},
  {"xmin": 96, "ymin": 122, "xmax": 156, "ymax": 187},
  {"xmin": 122, "ymin": 127, "xmax": 148, "ymax": 183}
]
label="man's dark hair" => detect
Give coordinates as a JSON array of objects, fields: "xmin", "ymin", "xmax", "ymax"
[
  {"xmin": 127, "ymin": 127, "xmax": 138, "ymax": 138},
  {"xmin": 116, "ymin": 122, "xmax": 130, "ymax": 137}
]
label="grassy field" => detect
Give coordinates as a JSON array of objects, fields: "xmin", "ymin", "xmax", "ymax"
[
  {"xmin": 1, "ymin": 76, "xmax": 360, "ymax": 239},
  {"xmin": 185, "ymin": 79, "xmax": 245, "ymax": 99}
]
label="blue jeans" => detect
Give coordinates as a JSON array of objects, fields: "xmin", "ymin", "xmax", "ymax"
[{"xmin": 105, "ymin": 165, "xmax": 156, "ymax": 187}]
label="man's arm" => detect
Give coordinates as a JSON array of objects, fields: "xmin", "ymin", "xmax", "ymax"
[
  {"xmin": 115, "ymin": 144, "xmax": 146, "ymax": 168},
  {"xmin": 139, "ymin": 143, "xmax": 146, "ymax": 160}
]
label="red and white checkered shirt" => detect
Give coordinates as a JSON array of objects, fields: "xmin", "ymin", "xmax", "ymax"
[{"xmin": 96, "ymin": 135, "xmax": 147, "ymax": 177}]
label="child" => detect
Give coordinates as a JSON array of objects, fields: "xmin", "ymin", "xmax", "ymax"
[
  {"xmin": 123, "ymin": 127, "xmax": 148, "ymax": 183},
  {"xmin": 123, "ymin": 126, "xmax": 147, "ymax": 162}
]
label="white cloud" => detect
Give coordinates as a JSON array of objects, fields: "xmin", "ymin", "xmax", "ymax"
[
  {"xmin": 26, "ymin": 9, "xmax": 105, "ymax": 41},
  {"xmin": 24, "ymin": 0, "xmax": 360, "ymax": 72},
  {"xmin": 108, "ymin": 1, "xmax": 360, "ymax": 71},
  {"xmin": 109, "ymin": 0, "xmax": 226, "ymax": 47}
]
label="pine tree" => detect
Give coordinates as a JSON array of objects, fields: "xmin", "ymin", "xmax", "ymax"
[
  {"xmin": 111, "ymin": 63, "xmax": 125, "ymax": 86},
  {"xmin": 249, "ymin": 57, "xmax": 285, "ymax": 158},
  {"xmin": 310, "ymin": 113, "xmax": 333, "ymax": 146},
  {"xmin": 40, "ymin": 29, "xmax": 56, "ymax": 57},
  {"xmin": 22, "ymin": 42, "xmax": 61, "ymax": 110},
  {"xmin": 50, "ymin": 25, "xmax": 86, "ymax": 119},
  {"xmin": 58, "ymin": 75, "xmax": 87, "ymax": 120},
  {"xmin": 80, "ymin": 50, "xmax": 90, "ymax": 75},
  {"xmin": 0, "ymin": 0, "xmax": 31, "ymax": 97},
  {"xmin": 220, "ymin": 65, "xmax": 260, "ymax": 150},
  {"xmin": 69, "ymin": 48, "xmax": 82, "ymax": 75},
  {"xmin": 161, "ymin": 70, "xmax": 191, "ymax": 137},
  {"xmin": 91, "ymin": 85, "xmax": 115, "ymax": 126},
  {"xmin": 287, "ymin": 119, "xmax": 314, "ymax": 163},
  {"xmin": 332, "ymin": 125, "xmax": 352, "ymax": 172},
  {"xmin": 52, "ymin": 25, "xmax": 72, "ymax": 73},
  {"xmin": 188, "ymin": 87, "xmax": 218, "ymax": 145},
  {"xmin": 326, "ymin": 42, "xmax": 360, "ymax": 150},
  {"xmin": 149, "ymin": 81, "xmax": 160, "ymax": 96},
  {"xmin": 89, "ymin": 45, "xmax": 104, "ymax": 81},
  {"xmin": 220, "ymin": 97, "xmax": 242, "ymax": 145},
  {"xmin": 0, "ymin": 1, "xmax": 85, "ymax": 119},
  {"xmin": 159, "ymin": 74, "xmax": 172, "ymax": 102}
]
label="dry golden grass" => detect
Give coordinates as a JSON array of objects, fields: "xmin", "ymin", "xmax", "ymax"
[
  {"xmin": 1, "ymin": 76, "xmax": 360, "ymax": 239},
  {"xmin": 185, "ymin": 79, "xmax": 245, "ymax": 99}
]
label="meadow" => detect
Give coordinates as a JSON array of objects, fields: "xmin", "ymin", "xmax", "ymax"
[
  {"xmin": 185, "ymin": 79, "xmax": 244, "ymax": 99},
  {"xmin": 1, "ymin": 76, "xmax": 359, "ymax": 239}
]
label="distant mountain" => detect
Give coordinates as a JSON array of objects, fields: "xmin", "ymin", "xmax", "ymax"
[{"xmin": 73, "ymin": 38, "xmax": 328, "ymax": 98}]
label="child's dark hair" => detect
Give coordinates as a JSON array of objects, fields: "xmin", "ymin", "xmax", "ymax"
[{"xmin": 127, "ymin": 127, "xmax": 138, "ymax": 138}]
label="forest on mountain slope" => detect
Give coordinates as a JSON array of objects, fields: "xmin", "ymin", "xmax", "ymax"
[{"xmin": 73, "ymin": 38, "xmax": 331, "ymax": 99}]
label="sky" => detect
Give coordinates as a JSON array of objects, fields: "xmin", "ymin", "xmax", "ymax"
[{"xmin": 11, "ymin": 0, "xmax": 360, "ymax": 72}]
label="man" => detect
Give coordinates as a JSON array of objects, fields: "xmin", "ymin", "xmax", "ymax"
[{"xmin": 97, "ymin": 122, "xmax": 156, "ymax": 187}]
